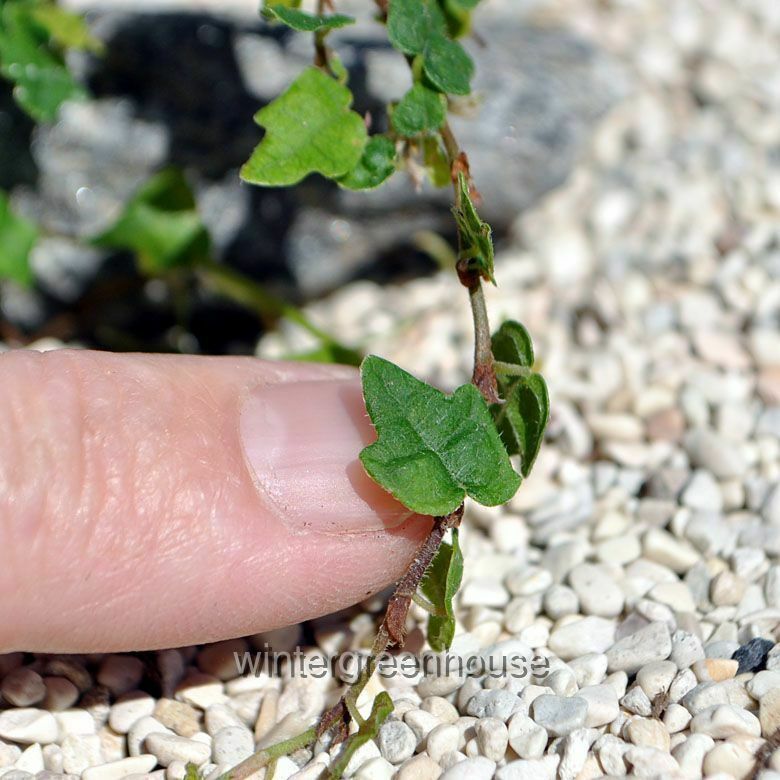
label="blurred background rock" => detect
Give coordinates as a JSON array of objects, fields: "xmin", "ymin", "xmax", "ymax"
[{"xmin": 0, "ymin": 0, "xmax": 628, "ymax": 354}]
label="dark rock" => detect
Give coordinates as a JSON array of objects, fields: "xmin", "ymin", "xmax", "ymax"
[{"xmin": 733, "ymin": 637, "xmax": 775, "ymax": 674}]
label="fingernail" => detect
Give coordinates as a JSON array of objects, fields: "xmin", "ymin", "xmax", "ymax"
[{"xmin": 240, "ymin": 379, "xmax": 414, "ymax": 535}]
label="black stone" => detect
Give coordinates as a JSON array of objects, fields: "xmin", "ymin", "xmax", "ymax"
[{"xmin": 733, "ymin": 637, "xmax": 775, "ymax": 674}]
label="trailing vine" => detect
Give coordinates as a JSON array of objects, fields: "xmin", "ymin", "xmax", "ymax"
[{"xmin": 212, "ymin": 1, "xmax": 552, "ymax": 778}]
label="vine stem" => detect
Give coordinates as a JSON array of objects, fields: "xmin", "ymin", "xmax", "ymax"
[
  {"xmin": 222, "ymin": 509, "xmax": 463, "ymax": 780},
  {"xmin": 197, "ymin": 259, "xmax": 358, "ymax": 360},
  {"xmin": 315, "ymin": 506, "xmax": 463, "ymax": 741},
  {"xmin": 441, "ymin": 121, "xmax": 499, "ymax": 404}
]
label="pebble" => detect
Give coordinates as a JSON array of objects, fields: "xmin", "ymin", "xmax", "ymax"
[
  {"xmin": 635, "ymin": 661, "xmax": 677, "ymax": 700},
  {"xmin": 691, "ymin": 704, "xmax": 761, "ymax": 739},
  {"xmin": 625, "ymin": 717, "xmax": 670, "ymax": 751},
  {"xmin": 748, "ymin": 671, "xmax": 780, "ymax": 700},
  {"xmin": 404, "ymin": 710, "xmax": 440, "ymax": 743},
  {"xmin": 568, "ymin": 564, "xmax": 624, "ymax": 617},
  {"xmin": 670, "ymin": 629, "xmax": 706, "ymax": 669},
  {"xmin": 426, "ymin": 725, "xmax": 459, "ymax": 763},
  {"xmin": 42, "ymin": 678, "xmax": 80, "ymax": 712},
  {"xmin": 692, "ymin": 658, "xmax": 739, "ymax": 682},
  {"xmin": 577, "ymin": 685, "xmax": 619, "ymax": 727},
  {"xmin": 377, "ymin": 721, "xmax": 416, "ymax": 765},
  {"xmin": 174, "ymin": 676, "xmax": 226, "ymax": 711},
  {"xmin": 394, "ymin": 754, "xmax": 442, "ymax": 780},
  {"xmin": 474, "ymin": 718, "xmax": 508, "ymax": 762},
  {"xmin": 353, "ymin": 756, "xmax": 394, "ymax": 780},
  {"xmin": 501, "ymin": 755, "xmax": 562, "ymax": 780},
  {"xmin": 734, "ymin": 637, "xmax": 775, "ymax": 673},
  {"xmin": 439, "ymin": 756, "xmax": 495, "ymax": 780},
  {"xmin": 143, "ymin": 734, "xmax": 210, "ymax": 768},
  {"xmin": 702, "ymin": 739, "xmax": 757, "ymax": 779},
  {"xmin": 108, "ymin": 694, "xmax": 156, "ymax": 735},
  {"xmin": 530, "ymin": 695, "xmax": 587, "ymax": 737},
  {"xmin": 624, "ymin": 745, "xmax": 680, "ymax": 776},
  {"xmin": 153, "ymin": 701, "xmax": 200, "ymax": 739},
  {"xmin": 97, "ymin": 657, "xmax": 144, "ymax": 698},
  {"xmin": 681, "ymin": 470, "xmax": 724, "ymax": 513},
  {"xmin": 643, "ymin": 529, "xmax": 701, "ymax": 573},
  {"xmin": 684, "ymin": 428, "xmax": 747, "ymax": 478},
  {"xmin": 81, "ymin": 756, "xmax": 157, "ymax": 780},
  {"xmin": 507, "ymin": 714, "xmax": 547, "ymax": 760},
  {"xmin": 211, "ymin": 726, "xmax": 254, "ymax": 765},
  {"xmin": 126, "ymin": 718, "xmax": 173, "ymax": 757},
  {"xmin": 621, "ymin": 686, "xmax": 652, "ymax": 717},
  {"xmin": 542, "ymin": 585, "xmax": 578, "ymax": 619},
  {"xmin": 760, "ymin": 687, "xmax": 780, "ymax": 737},
  {"xmin": 672, "ymin": 733, "xmax": 714, "ymax": 776},
  {"xmin": 1, "ymin": 669, "xmax": 46, "ymax": 707},
  {"xmin": 15, "ymin": 744, "xmax": 44, "ymax": 774},
  {"xmin": 547, "ymin": 617, "xmax": 616, "ymax": 660},
  {"xmin": 61, "ymin": 736, "xmax": 103, "ymax": 775},
  {"xmin": 0, "ymin": 710, "xmax": 58, "ymax": 745},
  {"xmin": 465, "ymin": 690, "xmax": 521, "ymax": 721},
  {"xmin": 606, "ymin": 622, "xmax": 672, "ymax": 673}
]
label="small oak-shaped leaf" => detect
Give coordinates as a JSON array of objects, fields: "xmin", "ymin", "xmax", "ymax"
[
  {"xmin": 360, "ymin": 355, "xmax": 521, "ymax": 516},
  {"xmin": 453, "ymin": 173, "xmax": 494, "ymax": 283},
  {"xmin": 422, "ymin": 32, "xmax": 474, "ymax": 96},
  {"xmin": 92, "ymin": 168, "xmax": 210, "ymax": 275},
  {"xmin": 264, "ymin": 6, "xmax": 355, "ymax": 32},
  {"xmin": 338, "ymin": 135, "xmax": 397, "ymax": 190},
  {"xmin": 491, "ymin": 320, "xmax": 550, "ymax": 478},
  {"xmin": 329, "ymin": 692, "xmax": 393, "ymax": 779},
  {"xmin": 0, "ymin": 190, "xmax": 36, "ymax": 287},
  {"xmin": 241, "ymin": 67, "xmax": 367, "ymax": 187},
  {"xmin": 420, "ymin": 529, "xmax": 463, "ymax": 651},
  {"xmin": 391, "ymin": 83, "xmax": 446, "ymax": 136}
]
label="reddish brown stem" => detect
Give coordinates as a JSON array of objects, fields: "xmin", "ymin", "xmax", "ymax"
[{"xmin": 316, "ymin": 506, "xmax": 464, "ymax": 742}]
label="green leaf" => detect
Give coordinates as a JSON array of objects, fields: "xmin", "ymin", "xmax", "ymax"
[
  {"xmin": 359, "ymin": 355, "xmax": 521, "ymax": 516},
  {"xmin": 92, "ymin": 168, "xmax": 211, "ymax": 275},
  {"xmin": 391, "ymin": 83, "xmax": 446, "ymax": 136},
  {"xmin": 30, "ymin": 4, "xmax": 104, "ymax": 54},
  {"xmin": 420, "ymin": 529, "xmax": 463, "ymax": 651},
  {"xmin": 490, "ymin": 320, "xmax": 550, "ymax": 478},
  {"xmin": 329, "ymin": 692, "xmax": 394, "ymax": 779},
  {"xmin": 241, "ymin": 67, "xmax": 368, "ymax": 187},
  {"xmin": 387, "ymin": 0, "xmax": 473, "ymax": 97},
  {"xmin": 387, "ymin": 0, "xmax": 447, "ymax": 56},
  {"xmin": 422, "ymin": 32, "xmax": 474, "ymax": 96},
  {"xmin": 492, "ymin": 319, "xmax": 534, "ymax": 368},
  {"xmin": 0, "ymin": 1, "xmax": 85, "ymax": 122},
  {"xmin": 264, "ymin": 6, "xmax": 355, "ymax": 32},
  {"xmin": 0, "ymin": 190, "xmax": 36, "ymax": 286},
  {"xmin": 452, "ymin": 172, "xmax": 494, "ymax": 283},
  {"xmin": 337, "ymin": 135, "xmax": 397, "ymax": 190}
]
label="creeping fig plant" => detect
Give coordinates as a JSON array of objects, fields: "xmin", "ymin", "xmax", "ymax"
[{"xmin": 204, "ymin": 1, "xmax": 551, "ymax": 777}]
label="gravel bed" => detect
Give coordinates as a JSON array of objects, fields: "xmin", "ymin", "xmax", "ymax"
[{"xmin": 3, "ymin": 0, "xmax": 780, "ymax": 778}]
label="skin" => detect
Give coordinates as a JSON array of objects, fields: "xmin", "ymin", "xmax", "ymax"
[{"xmin": 0, "ymin": 349, "xmax": 431, "ymax": 652}]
